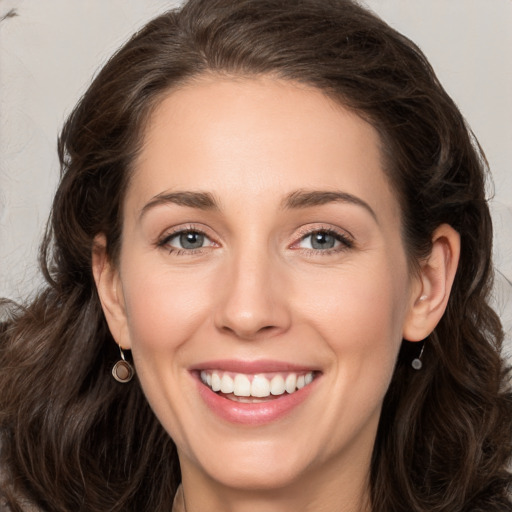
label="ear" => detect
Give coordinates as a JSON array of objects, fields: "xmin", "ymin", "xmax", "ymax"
[
  {"xmin": 92, "ymin": 235, "xmax": 132, "ymax": 350},
  {"xmin": 402, "ymin": 224, "xmax": 460, "ymax": 342}
]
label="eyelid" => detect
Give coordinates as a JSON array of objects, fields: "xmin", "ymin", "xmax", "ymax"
[
  {"xmin": 289, "ymin": 224, "xmax": 354, "ymax": 251},
  {"xmin": 155, "ymin": 223, "xmax": 353, "ymax": 255},
  {"xmin": 156, "ymin": 224, "xmax": 219, "ymax": 252}
]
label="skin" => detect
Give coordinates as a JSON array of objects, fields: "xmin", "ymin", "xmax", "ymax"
[{"xmin": 94, "ymin": 76, "xmax": 460, "ymax": 512}]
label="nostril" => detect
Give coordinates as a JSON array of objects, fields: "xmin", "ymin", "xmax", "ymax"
[
  {"xmin": 214, "ymin": 275, "xmax": 292, "ymax": 339},
  {"xmin": 220, "ymin": 323, "xmax": 279, "ymax": 340}
]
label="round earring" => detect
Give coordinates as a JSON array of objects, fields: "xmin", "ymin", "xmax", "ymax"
[
  {"xmin": 411, "ymin": 343, "xmax": 425, "ymax": 370},
  {"xmin": 112, "ymin": 346, "xmax": 134, "ymax": 383}
]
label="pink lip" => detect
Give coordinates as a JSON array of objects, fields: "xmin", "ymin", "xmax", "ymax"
[
  {"xmin": 190, "ymin": 358, "xmax": 318, "ymax": 374},
  {"xmin": 190, "ymin": 359, "xmax": 320, "ymax": 426}
]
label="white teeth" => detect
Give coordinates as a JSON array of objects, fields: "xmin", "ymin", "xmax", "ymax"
[
  {"xmin": 285, "ymin": 374, "xmax": 297, "ymax": 394},
  {"xmin": 220, "ymin": 374, "xmax": 234, "ymax": 394},
  {"xmin": 270, "ymin": 375, "xmax": 286, "ymax": 395},
  {"xmin": 251, "ymin": 374, "xmax": 271, "ymax": 397},
  {"xmin": 233, "ymin": 374, "xmax": 251, "ymax": 397},
  {"xmin": 211, "ymin": 372, "xmax": 221, "ymax": 392},
  {"xmin": 201, "ymin": 370, "xmax": 316, "ymax": 398}
]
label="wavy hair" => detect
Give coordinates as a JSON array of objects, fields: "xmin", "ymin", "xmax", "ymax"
[{"xmin": 1, "ymin": 0, "xmax": 511, "ymax": 510}]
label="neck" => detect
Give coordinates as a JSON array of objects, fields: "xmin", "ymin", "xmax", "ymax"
[{"xmin": 179, "ymin": 453, "xmax": 372, "ymax": 512}]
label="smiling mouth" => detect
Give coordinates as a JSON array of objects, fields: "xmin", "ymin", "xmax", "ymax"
[{"xmin": 200, "ymin": 370, "xmax": 316, "ymax": 403}]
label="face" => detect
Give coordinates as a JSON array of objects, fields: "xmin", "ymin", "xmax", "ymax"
[{"xmin": 106, "ymin": 77, "xmax": 420, "ymax": 495}]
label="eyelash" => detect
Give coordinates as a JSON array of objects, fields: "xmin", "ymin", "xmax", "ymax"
[
  {"xmin": 156, "ymin": 225, "xmax": 354, "ymax": 256},
  {"xmin": 157, "ymin": 225, "xmax": 217, "ymax": 255},
  {"xmin": 291, "ymin": 226, "xmax": 354, "ymax": 255}
]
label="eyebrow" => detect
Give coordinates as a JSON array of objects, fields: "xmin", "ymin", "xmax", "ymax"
[
  {"xmin": 139, "ymin": 191, "xmax": 219, "ymax": 219},
  {"xmin": 139, "ymin": 188, "xmax": 377, "ymax": 222},
  {"xmin": 283, "ymin": 189, "xmax": 377, "ymax": 221}
]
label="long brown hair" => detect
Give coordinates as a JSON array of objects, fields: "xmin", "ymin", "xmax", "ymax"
[{"xmin": 1, "ymin": 1, "xmax": 511, "ymax": 510}]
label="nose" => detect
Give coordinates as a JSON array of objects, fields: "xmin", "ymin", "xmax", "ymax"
[{"xmin": 214, "ymin": 249, "xmax": 291, "ymax": 340}]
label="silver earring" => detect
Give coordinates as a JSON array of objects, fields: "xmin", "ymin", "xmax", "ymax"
[
  {"xmin": 112, "ymin": 346, "xmax": 134, "ymax": 383},
  {"xmin": 411, "ymin": 343, "xmax": 425, "ymax": 370}
]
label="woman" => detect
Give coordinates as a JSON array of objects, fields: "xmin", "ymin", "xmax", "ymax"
[{"xmin": 1, "ymin": 0, "xmax": 510, "ymax": 510}]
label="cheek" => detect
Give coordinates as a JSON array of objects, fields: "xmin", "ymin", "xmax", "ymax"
[
  {"xmin": 295, "ymin": 260, "xmax": 409, "ymax": 374},
  {"xmin": 120, "ymin": 261, "xmax": 215, "ymax": 355},
  {"xmin": 117, "ymin": 260, "xmax": 218, "ymax": 440}
]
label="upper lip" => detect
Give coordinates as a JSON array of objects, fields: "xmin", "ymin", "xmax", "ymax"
[{"xmin": 189, "ymin": 359, "xmax": 319, "ymax": 374}]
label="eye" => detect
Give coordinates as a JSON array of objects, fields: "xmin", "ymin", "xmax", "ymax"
[
  {"xmin": 300, "ymin": 231, "xmax": 339, "ymax": 250},
  {"xmin": 295, "ymin": 229, "xmax": 353, "ymax": 252},
  {"xmin": 159, "ymin": 229, "xmax": 215, "ymax": 252},
  {"xmin": 173, "ymin": 231, "xmax": 206, "ymax": 250}
]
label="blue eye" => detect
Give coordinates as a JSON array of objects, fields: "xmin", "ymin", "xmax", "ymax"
[
  {"xmin": 175, "ymin": 231, "xmax": 205, "ymax": 249},
  {"xmin": 309, "ymin": 232, "xmax": 337, "ymax": 250},
  {"xmin": 160, "ymin": 230, "xmax": 213, "ymax": 251},
  {"xmin": 297, "ymin": 230, "xmax": 351, "ymax": 251}
]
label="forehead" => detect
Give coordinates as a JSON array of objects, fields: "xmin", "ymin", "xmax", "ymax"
[{"xmin": 129, "ymin": 76, "xmax": 399, "ymax": 223}]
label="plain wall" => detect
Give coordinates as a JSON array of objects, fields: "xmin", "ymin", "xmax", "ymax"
[{"xmin": 1, "ymin": 0, "xmax": 511, "ymax": 353}]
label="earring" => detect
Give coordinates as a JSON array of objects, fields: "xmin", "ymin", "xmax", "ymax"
[
  {"xmin": 112, "ymin": 346, "xmax": 134, "ymax": 383},
  {"xmin": 411, "ymin": 343, "xmax": 425, "ymax": 370}
]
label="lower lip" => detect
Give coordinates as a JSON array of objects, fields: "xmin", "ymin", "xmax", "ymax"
[{"xmin": 195, "ymin": 374, "xmax": 318, "ymax": 425}]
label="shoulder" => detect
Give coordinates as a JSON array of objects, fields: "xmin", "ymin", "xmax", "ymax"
[{"xmin": 0, "ymin": 438, "xmax": 43, "ymax": 512}]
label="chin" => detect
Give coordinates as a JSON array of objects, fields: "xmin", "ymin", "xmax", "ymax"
[
  {"xmin": 207, "ymin": 455, "xmax": 309, "ymax": 492},
  {"xmin": 182, "ymin": 434, "xmax": 317, "ymax": 492}
]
